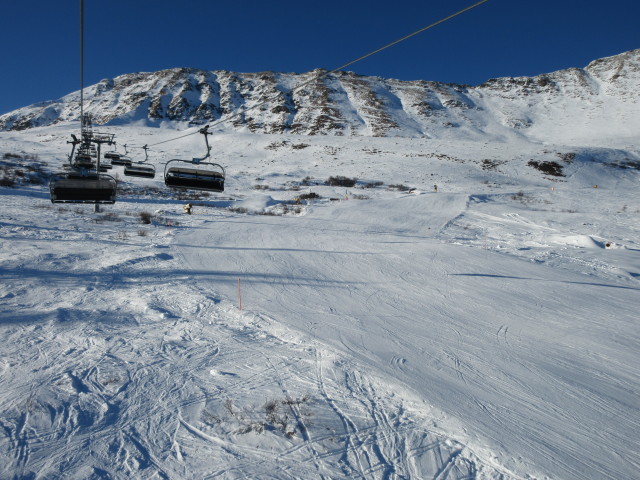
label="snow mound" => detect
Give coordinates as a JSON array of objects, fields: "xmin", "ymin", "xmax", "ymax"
[{"xmin": 236, "ymin": 194, "xmax": 281, "ymax": 213}]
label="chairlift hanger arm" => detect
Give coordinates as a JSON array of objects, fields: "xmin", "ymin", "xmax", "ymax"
[{"xmin": 195, "ymin": 126, "xmax": 212, "ymax": 163}]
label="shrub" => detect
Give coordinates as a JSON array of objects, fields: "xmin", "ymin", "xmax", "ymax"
[
  {"xmin": 326, "ymin": 176, "xmax": 357, "ymax": 187},
  {"xmin": 139, "ymin": 211, "xmax": 153, "ymax": 224},
  {"xmin": 27, "ymin": 175, "xmax": 44, "ymax": 185},
  {"xmin": 527, "ymin": 160, "xmax": 564, "ymax": 177},
  {"xmin": 556, "ymin": 152, "xmax": 576, "ymax": 163},
  {"xmin": 301, "ymin": 176, "xmax": 321, "ymax": 186},
  {"xmin": 0, "ymin": 177, "xmax": 16, "ymax": 187},
  {"xmin": 511, "ymin": 190, "xmax": 535, "ymax": 205},
  {"xmin": 299, "ymin": 192, "xmax": 320, "ymax": 200}
]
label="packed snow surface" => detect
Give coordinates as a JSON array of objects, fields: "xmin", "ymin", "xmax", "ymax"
[{"xmin": 1, "ymin": 125, "xmax": 639, "ymax": 479}]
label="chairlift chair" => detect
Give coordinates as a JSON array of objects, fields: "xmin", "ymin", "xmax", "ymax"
[
  {"xmin": 74, "ymin": 153, "xmax": 95, "ymax": 169},
  {"xmin": 50, "ymin": 171, "xmax": 116, "ymax": 204},
  {"xmin": 110, "ymin": 143, "xmax": 133, "ymax": 166},
  {"xmin": 105, "ymin": 141, "xmax": 124, "ymax": 162},
  {"xmin": 104, "ymin": 144, "xmax": 119, "ymax": 160},
  {"xmin": 164, "ymin": 163, "xmax": 225, "ymax": 191},
  {"xmin": 164, "ymin": 126, "xmax": 225, "ymax": 192},
  {"xmin": 111, "ymin": 155, "xmax": 132, "ymax": 166},
  {"xmin": 124, "ymin": 144, "xmax": 156, "ymax": 179},
  {"xmin": 49, "ymin": 131, "xmax": 117, "ymax": 204}
]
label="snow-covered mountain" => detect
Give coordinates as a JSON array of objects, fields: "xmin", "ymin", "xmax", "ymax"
[{"xmin": 1, "ymin": 49, "xmax": 638, "ymax": 144}]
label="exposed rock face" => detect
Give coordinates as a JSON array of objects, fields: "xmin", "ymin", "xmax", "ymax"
[{"xmin": 1, "ymin": 49, "xmax": 638, "ymax": 140}]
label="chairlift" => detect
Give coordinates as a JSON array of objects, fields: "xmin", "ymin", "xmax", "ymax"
[
  {"xmin": 49, "ymin": 131, "xmax": 117, "ymax": 204},
  {"xmin": 124, "ymin": 144, "xmax": 156, "ymax": 179},
  {"xmin": 49, "ymin": 0, "xmax": 116, "ymax": 206},
  {"xmin": 111, "ymin": 143, "xmax": 133, "ymax": 166},
  {"xmin": 111, "ymin": 155, "xmax": 132, "ymax": 166},
  {"xmin": 74, "ymin": 153, "xmax": 95, "ymax": 169},
  {"xmin": 50, "ymin": 171, "xmax": 116, "ymax": 204},
  {"xmin": 104, "ymin": 142, "xmax": 120, "ymax": 160},
  {"xmin": 164, "ymin": 126, "xmax": 225, "ymax": 192}
]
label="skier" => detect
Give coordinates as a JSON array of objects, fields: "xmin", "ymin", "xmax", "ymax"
[{"xmin": 183, "ymin": 203, "xmax": 193, "ymax": 215}]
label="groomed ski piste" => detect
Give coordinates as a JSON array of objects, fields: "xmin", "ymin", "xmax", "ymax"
[{"xmin": 1, "ymin": 124, "xmax": 639, "ymax": 480}]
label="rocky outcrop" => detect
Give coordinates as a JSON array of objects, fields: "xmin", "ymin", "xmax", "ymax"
[{"xmin": 1, "ymin": 49, "xmax": 638, "ymax": 139}]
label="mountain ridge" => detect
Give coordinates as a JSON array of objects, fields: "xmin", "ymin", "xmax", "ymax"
[{"xmin": 1, "ymin": 49, "xmax": 638, "ymax": 143}]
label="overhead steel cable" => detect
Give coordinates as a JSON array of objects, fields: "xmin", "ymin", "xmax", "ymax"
[
  {"xmin": 326, "ymin": 0, "xmax": 491, "ymax": 75},
  {"xmin": 148, "ymin": 0, "xmax": 491, "ymax": 147}
]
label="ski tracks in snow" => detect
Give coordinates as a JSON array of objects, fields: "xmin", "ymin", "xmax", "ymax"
[
  {"xmin": 0, "ymin": 216, "xmax": 507, "ymax": 479},
  {"xmin": 3, "ymin": 191, "xmax": 580, "ymax": 480}
]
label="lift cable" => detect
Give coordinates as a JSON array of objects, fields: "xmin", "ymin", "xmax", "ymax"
[{"xmin": 147, "ymin": 0, "xmax": 491, "ymax": 148}]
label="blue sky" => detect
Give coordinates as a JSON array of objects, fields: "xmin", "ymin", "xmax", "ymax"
[{"xmin": 1, "ymin": 0, "xmax": 638, "ymax": 115}]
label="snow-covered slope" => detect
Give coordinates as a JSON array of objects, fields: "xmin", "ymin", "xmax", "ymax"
[
  {"xmin": 1, "ymin": 116, "xmax": 639, "ymax": 479},
  {"xmin": 1, "ymin": 49, "xmax": 638, "ymax": 146}
]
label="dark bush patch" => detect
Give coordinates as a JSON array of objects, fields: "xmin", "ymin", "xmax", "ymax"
[
  {"xmin": 610, "ymin": 160, "xmax": 640, "ymax": 170},
  {"xmin": 556, "ymin": 152, "xmax": 576, "ymax": 163},
  {"xmin": 0, "ymin": 177, "xmax": 16, "ymax": 187},
  {"xmin": 481, "ymin": 159, "xmax": 504, "ymax": 171},
  {"xmin": 265, "ymin": 141, "xmax": 288, "ymax": 150},
  {"xmin": 527, "ymin": 160, "xmax": 564, "ymax": 177},
  {"xmin": 0, "ymin": 154, "xmax": 47, "ymax": 187},
  {"xmin": 139, "ymin": 211, "xmax": 153, "ymax": 224},
  {"xmin": 511, "ymin": 190, "xmax": 536, "ymax": 205},
  {"xmin": 326, "ymin": 176, "xmax": 357, "ymax": 187},
  {"xmin": 301, "ymin": 176, "xmax": 321, "ymax": 186},
  {"xmin": 299, "ymin": 192, "xmax": 320, "ymax": 200},
  {"xmin": 270, "ymin": 105, "xmax": 290, "ymax": 114}
]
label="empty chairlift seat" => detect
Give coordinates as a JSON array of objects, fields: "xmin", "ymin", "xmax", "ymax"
[
  {"xmin": 49, "ymin": 172, "xmax": 116, "ymax": 204},
  {"xmin": 124, "ymin": 145, "xmax": 156, "ymax": 178},
  {"xmin": 164, "ymin": 160, "xmax": 225, "ymax": 192},
  {"xmin": 124, "ymin": 163, "xmax": 156, "ymax": 178},
  {"xmin": 110, "ymin": 155, "xmax": 132, "ymax": 166}
]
